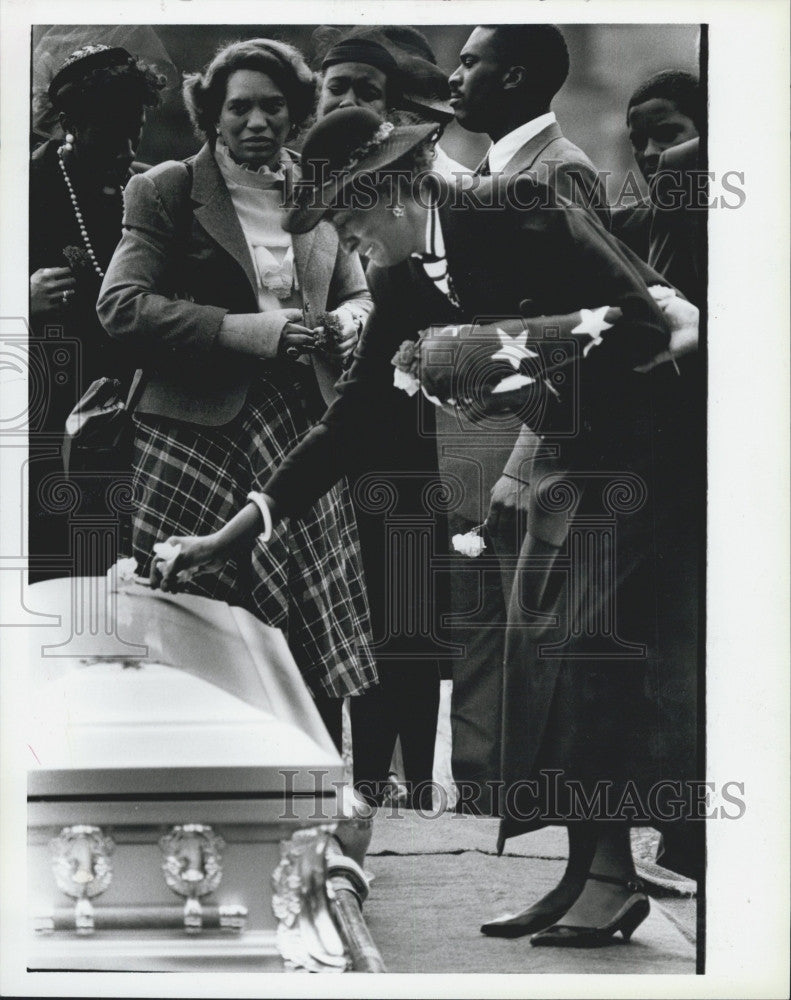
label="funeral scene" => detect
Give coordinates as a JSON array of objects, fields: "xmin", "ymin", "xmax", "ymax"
[{"xmin": 24, "ymin": 19, "xmax": 709, "ymax": 976}]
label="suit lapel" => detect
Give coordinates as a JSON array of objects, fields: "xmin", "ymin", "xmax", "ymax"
[
  {"xmin": 500, "ymin": 121, "xmax": 564, "ymax": 176},
  {"xmin": 191, "ymin": 144, "xmax": 259, "ymax": 299},
  {"xmin": 291, "ymin": 227, "xmax": 318, "ymax": 318}
]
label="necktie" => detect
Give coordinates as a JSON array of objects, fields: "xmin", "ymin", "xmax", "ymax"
[{"xmin": 476, "ymin": 155, "xmax": 491, "ymax": 177}]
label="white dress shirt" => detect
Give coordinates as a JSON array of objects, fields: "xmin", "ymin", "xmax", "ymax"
[{"xmin": 487, "ymin": 111, "xmax": 557, "ymax": 174}]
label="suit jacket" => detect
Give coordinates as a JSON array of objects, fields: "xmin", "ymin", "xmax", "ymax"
[
  {"xmin": 498, "ymin": 126, "xmax": 677, "ymax": 543},
  {"xmin": 610, "ymin": 196, "xmax": 652, "ymax": 261},
  {"xmin": 469, "ymin": 121, "xmax": 610, "ymax": 539},
  {"xmin": 96, "ymin": 143, "xmax": 372, "ymax": 425},
  {"xmin": 648, "ymin": 138, "xmax": 702, "ymax": 305},
  {"xmin": 263, "ymin": 174, "xmax": 669, "ymax": 520},
  {"xmin": 492, "ymin": 120, "xmax": 611, "ymax": 231}
]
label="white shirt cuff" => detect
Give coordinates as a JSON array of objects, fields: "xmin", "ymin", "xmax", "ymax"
[{"xmin": 246, "ymin": 491, "xmax": 273, "ymax": 542}]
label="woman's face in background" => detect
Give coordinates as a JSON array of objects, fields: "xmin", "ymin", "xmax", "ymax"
[
  {"xmin": 318, "ymin": 62, "xmax": 388, "ymax": 119},
  {"xmin": 66, "ymin": 100, "xmax": 145, "ymax": 186},
  {"xmin": 218, "ymin": 69, "xmax": 290, "ymax": 169}
]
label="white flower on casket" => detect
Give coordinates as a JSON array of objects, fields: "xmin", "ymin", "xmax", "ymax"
[{"xmin": 107, "ymin": 556, "xmax": 138, "ymax": 585}]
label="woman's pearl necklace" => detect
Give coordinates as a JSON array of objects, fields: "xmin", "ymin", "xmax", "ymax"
[{"xmin": 57, "ymin": 146, "xmax": 113, "ymax": 280}]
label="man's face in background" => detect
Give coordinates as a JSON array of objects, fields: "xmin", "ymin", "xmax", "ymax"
[
  {"xmin": 448, "ymin": 28, "xmax": 506, "ymax": 133},
  {"xmin": 627, "ymin": 97, "xmax": 698, "ymax": 181}
]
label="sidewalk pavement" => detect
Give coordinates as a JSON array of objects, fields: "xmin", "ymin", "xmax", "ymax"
[{"xmin": 362, "ymin": 813, "xmax": 697, "ymax": 974}]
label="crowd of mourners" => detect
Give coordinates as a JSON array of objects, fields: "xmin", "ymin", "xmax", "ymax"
[{"xmin": 29, "ymin": 24, "xmax": 703, "ymax": 947}]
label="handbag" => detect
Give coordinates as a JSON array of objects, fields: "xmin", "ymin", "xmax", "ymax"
[{"xmin": 62, "ymin": 370, "xmax": 145, "ymax": 477}]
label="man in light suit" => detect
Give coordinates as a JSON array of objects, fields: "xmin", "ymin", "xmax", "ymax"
[{"xmin": 443, "ymin": 24, "xmax": 612, "ymax": 816}]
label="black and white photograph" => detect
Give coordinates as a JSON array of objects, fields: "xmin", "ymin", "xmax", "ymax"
[{"xmin": 0, "ymin": 1, "xmax": 788, "ymax": 996}]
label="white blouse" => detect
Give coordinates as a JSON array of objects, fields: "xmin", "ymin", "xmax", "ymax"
[{"xmin": 215, "ymin": 140, "xmax": 301, "ymax": 313}]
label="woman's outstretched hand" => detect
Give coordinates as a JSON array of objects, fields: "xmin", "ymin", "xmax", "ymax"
[{"xmin": 150, "ymin": 534, "xmax": 228, "ymax": 592}]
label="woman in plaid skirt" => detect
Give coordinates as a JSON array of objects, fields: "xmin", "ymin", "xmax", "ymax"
[{"xmin": 97, "ymin": 39, "xmax": 377, "ymax": 741}]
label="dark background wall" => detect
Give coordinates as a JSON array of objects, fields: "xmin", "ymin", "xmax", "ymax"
[{"xmin": 33, "ymin": 23, "xmax": 700, "ymax": 201}]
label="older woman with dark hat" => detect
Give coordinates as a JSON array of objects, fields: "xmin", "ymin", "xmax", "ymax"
[
  {"xmin": 28, "ymin": 43, "xmax": 165, "ymax": 580},
  {"xmin": 96, "ymin": 40, "xmax": 377, "ymax": 739},
  {"xmin": 315, "ymin": 30, "xmax": 467, "ymax": 178},
  {"xmin": 153, "ymin": 106, "xmax": 702, "ymax": 947}
]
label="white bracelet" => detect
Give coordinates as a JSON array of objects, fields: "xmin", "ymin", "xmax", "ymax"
[{"xmin": 246, "ymin": 491, "xmax": 273, "ymax": 543}]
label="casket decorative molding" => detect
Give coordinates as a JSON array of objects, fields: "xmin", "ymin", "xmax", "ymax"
[
  {"xmin": 271, "ymin": 826, "xmax": 349, "ymax": 972},
  {"xmin": 160, "ymin": 823, "xmax": 224, "ymax": 899},
  {"xmin": 50, "ymin": 825, "xmax": 114, "ymax": 900}
]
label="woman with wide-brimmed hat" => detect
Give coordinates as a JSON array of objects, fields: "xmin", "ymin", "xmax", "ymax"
[
  {"xmin": 310, "ymin": 29, "xmax": 467, "ymax": 810},
  {"xmin": 150, "ymin": 106, "xmax": 703, "ymax": 947}
]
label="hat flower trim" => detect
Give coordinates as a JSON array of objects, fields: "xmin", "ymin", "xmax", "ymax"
[{"xmin": 341, "ymin": 121, "xmax": 395, "ymax": 172}]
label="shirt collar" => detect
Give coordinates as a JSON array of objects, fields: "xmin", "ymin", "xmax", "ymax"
[
  {"xmin": 487, "ymin": 111, "xmax": 557, "ymax": 173},
  {"xmin": 412, "ymin": 197, "xmax": 445, "ymax": 262},
  {"xmin": 214, "ymin": 138, "xmax": 290, "ymax": 189}
]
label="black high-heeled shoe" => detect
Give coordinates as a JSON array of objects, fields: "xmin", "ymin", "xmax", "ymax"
[
  {"xmin": 529, "ymin": 873, "xmax": 650, "ymax": 948},
  {"xmin": 480, "ymin": 899, "xmax": 575, "ymax": 939},
  {"xmin": 480, "ymin": 873, "xmax": 587, "ymax": 938}
]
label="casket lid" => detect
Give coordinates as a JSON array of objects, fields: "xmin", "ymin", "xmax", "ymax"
[{"xmin": 26, "ymin": 579, "xmax": 343, "ymax": 798}]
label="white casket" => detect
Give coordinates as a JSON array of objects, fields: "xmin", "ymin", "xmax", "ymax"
[{"xmin": 25, "ymin": 575, "xmax": 379, "ymax": 972}]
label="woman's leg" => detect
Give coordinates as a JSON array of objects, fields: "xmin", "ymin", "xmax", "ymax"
[
  {"xmin": 544, "ymin": 821, "xmax": 640, "ymax": 928},
  {"xmin": 313, "ymin": 694, "xmax": 344, "ymax": 755},
  {"xmin": 350, "ymin": 681, "xmax": 400, "ymax": 805},
  {"xmin": 394, "ymin": 662, "xmax": 441, "ymax": 811},
  {"xmin": 481, "ymin": 823, "xmax": 596, "ymax": 936}
]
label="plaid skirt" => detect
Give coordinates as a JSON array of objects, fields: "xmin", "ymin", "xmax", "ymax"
[{"xmin": 131, "ymin": 370, "xmax": 377, "ymax": 700}]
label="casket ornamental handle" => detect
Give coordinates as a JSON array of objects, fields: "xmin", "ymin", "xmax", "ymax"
[
  {"xmin": 35, "ymin": 823, "xmax": 246, "ymax": 935},
  {"xmin": 271, "ymin": 826, "xmax": 349, "ymax": 972},
  {"xmin": 159, "ymin": 823, "xmax": 228, "ymax": 933},
  {"xmin": 47, "ymin": 824, "xmax": 115, "ymax": 934}
]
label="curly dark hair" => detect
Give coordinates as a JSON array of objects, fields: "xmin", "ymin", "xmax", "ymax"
[
  {"xmin": 627, "ymin": 70, "xmax": 702, "ymax": 128},
  {"xmin": 183, "ymin": 38, "xmax": 317, "ymax": 142},
  {"xmin": 55, "ymin": 60, "xmax": 164, "ymax": 124}
]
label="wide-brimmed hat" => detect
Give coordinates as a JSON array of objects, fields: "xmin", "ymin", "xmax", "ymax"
[
  {"xmin": 397, "ymin": 56, "xmax": 454, "ymax": 123},
  {"xmin": 284, "ymin": 106, "xmax": 439, "ymax": 235}
]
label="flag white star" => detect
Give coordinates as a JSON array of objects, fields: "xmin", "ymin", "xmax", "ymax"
[
  {"xmin": 571, "ymin": 306, "xmax": 613, "ymax": 356},
  {"xmin": 491, "ymin": 373, "xmax": 536, "ymax": 394},
  {"xmin": 491, "ymin": 327, "xmax": 540, "ymax": 370}
]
